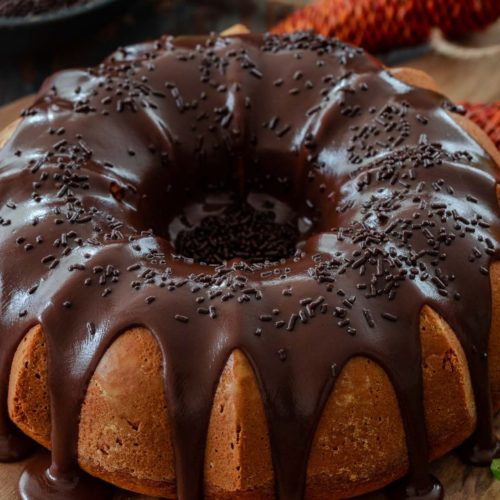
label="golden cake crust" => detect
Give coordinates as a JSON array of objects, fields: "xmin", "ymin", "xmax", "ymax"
[{"xmin": 3, "ymin": 63, "xmax": 500, "ymax": 499}]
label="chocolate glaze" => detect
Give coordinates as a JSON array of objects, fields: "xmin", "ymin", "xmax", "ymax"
[{"xmin": 0, "ymin": 32, "xmax": 498, "ymax": 499}]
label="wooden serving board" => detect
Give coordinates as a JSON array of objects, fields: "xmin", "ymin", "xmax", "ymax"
[
  {"xmin": 0, "ymin": 95, "xmax": 34, "ymax": 131},
  {"xmin": 0, "ymin": 69, "xmax": 500, "ymax": 499}
]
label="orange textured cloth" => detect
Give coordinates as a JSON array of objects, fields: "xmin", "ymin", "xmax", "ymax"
[
  {"xmin": 462, "ymin": 101, "xmax": 500, "ymax": 150},
  {"xmin": 272, "ymin": 0, "xmax": 500, "ymax": 54}
]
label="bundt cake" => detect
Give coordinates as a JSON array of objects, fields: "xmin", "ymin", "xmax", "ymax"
[{"xmin": 0, "ymin": 26, "xmax": 499, "ymax": 500}]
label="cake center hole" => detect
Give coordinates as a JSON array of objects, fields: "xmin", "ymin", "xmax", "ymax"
[{"xmin": 170, "ymin": 193, "xmax": 312, "ymax": 265}]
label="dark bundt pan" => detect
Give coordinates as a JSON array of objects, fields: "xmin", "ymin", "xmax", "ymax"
[{"xmin": 0, "ymin": 0, "xmax": 136, "ymax": 57}]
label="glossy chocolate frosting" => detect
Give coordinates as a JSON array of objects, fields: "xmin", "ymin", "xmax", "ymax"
[{"xmin": 0, "ymin": 32, "xmax": 499, "ymax": 499}]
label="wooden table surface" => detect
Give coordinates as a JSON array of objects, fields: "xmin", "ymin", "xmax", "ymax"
[{"xmin": 0, "ymin": 3, "xmax": 499, "ymax": 499}]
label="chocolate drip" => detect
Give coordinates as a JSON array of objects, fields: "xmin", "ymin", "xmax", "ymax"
[{"xmin": 0, "ymin": 32, "xmax": 498, "ymax": 500}]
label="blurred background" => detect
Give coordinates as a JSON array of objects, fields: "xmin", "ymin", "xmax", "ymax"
[
  {"xmin": 0, "ymin": 0, "xmax": 498, "ymax": 137},
  {"xmin": 0, "ymin": 0, "xmax": 287, "ymax": 104}
]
